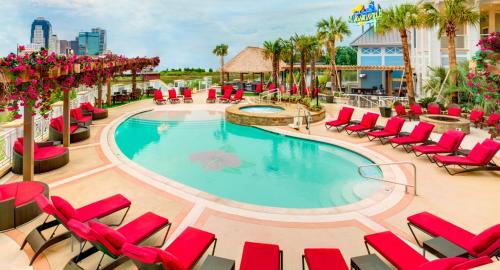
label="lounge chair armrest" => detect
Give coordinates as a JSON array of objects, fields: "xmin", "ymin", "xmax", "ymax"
[{"xmin": 36, "ymin": 141, "xmax": 59, "ymax": 147}]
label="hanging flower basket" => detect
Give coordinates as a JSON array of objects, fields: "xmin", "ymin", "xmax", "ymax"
[
  {"xmin": 49, "ymin": 66, "xmax": 60, "ymax": 78},
  {"xmin": 0, "ymin": 67, "xmax": 14, "ymax": 83}
]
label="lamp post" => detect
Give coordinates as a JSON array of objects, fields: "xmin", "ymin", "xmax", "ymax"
[{"xmin": 316, "ymin": 75, "xmax": 319, "ymax": 107}]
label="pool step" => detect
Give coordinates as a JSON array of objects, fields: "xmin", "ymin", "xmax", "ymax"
[{"xmin": 341, "ymin": 182, "xmax": 362, "ymax": 204}]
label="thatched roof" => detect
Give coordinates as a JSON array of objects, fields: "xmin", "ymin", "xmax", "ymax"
[{"xmin": 222, "ymin": 46, "xmax": 286, "ymax": 73}]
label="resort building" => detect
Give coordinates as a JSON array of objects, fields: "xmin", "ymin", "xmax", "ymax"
[
  {"xmin": 350, "ymin": 27, "xmax": 406, "ymax": 95},
  {"xmin": 413, "ymin": 0, "xmax": 500, "ymax": 95}
]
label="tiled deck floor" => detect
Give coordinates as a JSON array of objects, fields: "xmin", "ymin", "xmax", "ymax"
[{"xmin": 1, "ymin": 93, "xmax": 498, "ymax": 270}]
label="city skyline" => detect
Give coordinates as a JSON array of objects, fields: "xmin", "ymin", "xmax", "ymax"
[{"xmin": 0, "ymin": 0, "xmax": 406, "ymax": 69}]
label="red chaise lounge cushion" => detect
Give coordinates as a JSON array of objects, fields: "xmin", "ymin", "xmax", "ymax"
[
  {"xmin": 240, "ymin": 241, "xmax": 281, "ymax": 270},
  {"xmin": 364, "ymin": 231, "xmax": 428, "ymax": 270},
  {"xmin": 164, "ymin": 226, "xmax": 216, "ymax": 270},
  {"xmin": 304, "ymin": 248, "xmax": 348, "ymax": 270}
]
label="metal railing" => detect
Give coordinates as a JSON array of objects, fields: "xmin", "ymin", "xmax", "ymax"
[
  {"xmin": 339, "ymin": 94, "xmax": 409, "ymax": 108},
  {"xmin": 358, "ymin": 161, "xmax": 417, "ymax": 195},
  {"xmin": 258, "ymin": 88, "xmax": 281, "ymax": 104},
  {"xmin": 0, "ymin": 128, "xmax": 17, "ymax": 168}
]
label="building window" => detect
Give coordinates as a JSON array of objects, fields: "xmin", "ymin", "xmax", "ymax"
[
  {"xmin": 440, "ymin": 24, "xmax": 466, "ymax": 49},
  {"xmin": 361, "ymin": 47, "xmax": 381, "ymax": 55},
  {"xmin": 385, "ymin": 47, "xmax": 402, "ymax": 54}
]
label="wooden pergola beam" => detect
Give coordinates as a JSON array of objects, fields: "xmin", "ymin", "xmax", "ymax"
[{"xmin": 282, "ymin": 64, "xmax": 407, "ymax": 71}]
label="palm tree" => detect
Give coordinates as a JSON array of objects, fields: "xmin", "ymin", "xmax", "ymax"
[
  {"xmin": 377, "ymin": 3, "xmax": 421, "ymax": 104},
  {"xmin": 281, "ymin": 36, "xmax": 297, "ymax": 91},
  {"xmin": 317, "ymin": 16, "xmax": 351, "ymax": 93},
  {"xmin": 421, "ymin": 0, "xmax": 480, "ymax": 88},
  {"xmin": 295, "ymin": 35, "xmax": 314, "ymax": 96},
  {"xmin": 309, "ymin": 36, "xmax": 321, "ymax": 95},
  {"xmin": 212, "ymin": 44, "xmax": 229, "ymax": 86},
  {"xmin": 263, "ymin": 39, "xmax": 284, "ymax": 86}
]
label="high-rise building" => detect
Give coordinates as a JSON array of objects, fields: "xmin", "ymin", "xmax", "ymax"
[
  {"xmin": 91, "ymin": 28, "xmax": 107, "ymax": 55},
  {"xmin": 30, "ymin": 17, "xmax": 52, "ymax": 49},
  {"xmin": 48, "ymin": 34, "xmax": 59, "ymax": 53},
  {"xmin": 59, "ymin": 40, "xmax": 69, "ymax": 54},
  {"xmin": 78, "ymin": 31, "xmax": 100, "ymax": 55},
  {"xmin": 69, "ymin": 38, "xmax": 79, "ymax": 55}
]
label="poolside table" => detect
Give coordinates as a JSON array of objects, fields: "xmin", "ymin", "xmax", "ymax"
[
  {"xmin": 350, "ymin": 254, "xmax": 391, "ymax": 270},
  {"xmin": 423, "ymin": 237, "xmax": 468, "ymax": 258},
  {"xmin": 200, "ymin": 255, "xmax": 235, "ymax": 270}
]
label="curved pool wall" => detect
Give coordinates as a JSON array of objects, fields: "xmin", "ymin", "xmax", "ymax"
[
  {"xmin": 226, "ymin": 104, "xmax": 326, "ymax": 126},
  {"xmin": 240, "ymin": 105, "xmax": 285, "ymax": 114},
  {"xmin": 114, "ymin": 110, "xmax": 383, "ymax": 209}
]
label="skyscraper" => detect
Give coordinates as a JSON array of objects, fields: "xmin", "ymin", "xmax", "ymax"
[
  {"xmin": 69, "ymin": 38, "xmax": 79, "ymax": 54},
  {"xmin": 30, "ymin": 17, "xmax": 52, "ymax": 49},
  {"xmin": 78, "ymin": 31, "xmax": 100, "ymax": 55},
  {"xmin": 48, "ymin": 34, "xmax": 59, "ymax": 53},
  {"xmin": 91, "ymin": 28, "xmax": 107, "ymax": 55},
  {"xmin": 59, "ymin": 40, "xmax": 69, "ymax": 54}
]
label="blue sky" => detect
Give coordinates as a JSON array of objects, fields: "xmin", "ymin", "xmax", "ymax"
[{"xmin": 0, "ymin": 0, "xmax": 406, "ymax": 70}]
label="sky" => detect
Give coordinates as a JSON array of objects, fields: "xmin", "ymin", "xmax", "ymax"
[{"xmin": 0, "ymin": 0, "xmax": 407, "ymax": 70}]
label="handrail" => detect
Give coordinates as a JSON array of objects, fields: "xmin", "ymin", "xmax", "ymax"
[
  {"xmin": 357, "ymin": 161, "xmax": 417, "ymax": 195},
  {"xmin": 258, "ymin": 88, "xmax": 281, "ymax": 104}
]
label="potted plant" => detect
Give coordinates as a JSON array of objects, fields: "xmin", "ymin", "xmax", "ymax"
[{"xmin": 379, "ymin": 102, "xmax": 393, "ymax": 118}]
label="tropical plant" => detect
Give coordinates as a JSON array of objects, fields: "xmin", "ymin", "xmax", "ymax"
[
  {"xmin": 335, "ymin": 46, "xmax": 357, "ymax": 65},
  {"xmin": 317, "ymin": 16, "xmax": 351, "ymax": 93},
  {"xmin": 421, "ymin": 0, "xmax": 481, "ymax": 88},
  {"xmin": 423, "ymin": 66, "xmax": 448, "ymax": 97},
  {"xmin": 212, "ymin": 44, "xmax": 229, "ymax": 86},
  {"xmin": 377, "ymin": 3, "xmax": 421, "ymax": 104},
  {"xmin": 295, "ymin": 35, "xmax": 313, "ymax": 96},
  {"xmin": 263, "ymin": 39, "xmax": 284, "ymax": 86},
  {"xmin": 281, "ymin": 36, "xmax": 297, "ymax": 91}
]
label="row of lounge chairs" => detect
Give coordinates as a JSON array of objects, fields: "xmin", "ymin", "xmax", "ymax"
[
  {"xmin": 326, "ymin": 107, "xmax": 500, "ymax": 175},
  {"xmin": 153, "ymin": 87, "xmax": 246, "ymax": 105},
  {"xmin": 3, "ymin": 180, "xmax": 498, "ymax": 269}
]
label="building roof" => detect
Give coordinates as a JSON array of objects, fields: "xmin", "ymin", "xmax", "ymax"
[
  {"xmin": 350, "ymin": 26, "xmax": 407, "ymax": 47},
  {"xmin": 222, "ymin": 46, "xmax": 286, "ymax": 73}
]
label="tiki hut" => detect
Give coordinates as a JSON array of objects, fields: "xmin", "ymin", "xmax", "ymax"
[{"xmin": 222, "ymin": 46, "xmax": 286, "ymax": 82}]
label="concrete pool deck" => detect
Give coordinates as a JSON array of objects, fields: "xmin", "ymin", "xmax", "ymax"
[{"xmin": 1, "ymin": 92, "xmax": 498, "ymax": 270}]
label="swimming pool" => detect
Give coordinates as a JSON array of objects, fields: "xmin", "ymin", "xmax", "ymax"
[
  {"xmin": 115, "ymin": 110, "xmax": 383, "ymax": 208},
  {"xmin": 240, "ymin": 105, "xmax": 285, "ymax": 114}
]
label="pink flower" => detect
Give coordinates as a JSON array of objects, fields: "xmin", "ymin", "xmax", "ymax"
[
  {"xmin": 14, "ymin": 114, "xmax": 22, "ymax": 120},
  {"xmin": 484, "ymin": 95, "xmax": 491, "ymax": 100},
  {"xmin": 16, "ymin": 77, "xmax": 23, "ymax": 86},
  {"xmin": 467, "ymin": 73, "xmax": 474, "ymax": 80},
  {"xmin": 467, "ymin": 81, "xmax": 473, "ymax": 88},
  {"xmin": 18, "ymin": 45, "xmax": 25, "ymax": 51}
]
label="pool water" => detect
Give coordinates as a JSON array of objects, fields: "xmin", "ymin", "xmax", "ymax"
[
  {"xmin": 240, "ymin": 106, "xmax": 285, "ymax": 114},
  {"xmin": 115, "ymin": 110, "xmax": 383, "ymax": 208}
]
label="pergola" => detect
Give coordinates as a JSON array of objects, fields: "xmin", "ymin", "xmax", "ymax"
[
  {"xmin": 282, "ymin": 64, "xmax": 406, "ymax": 96},
  {"xmin": 0, "ymin": 49, "xmax": 160, "ymax": 181},
  {"xmin": 222, "ymin": 46, "xmax": 286, "ymax": 83}
]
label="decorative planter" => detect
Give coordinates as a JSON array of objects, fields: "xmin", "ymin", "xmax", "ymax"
[
  {"xmin": 48, "ymin": 66, "xmax": 60, "ymax": 78},
  {"xmin": 325, "ymin": 95, "xmax": 334, "ymax": 103},
  {"xmin": 379, "ymin": 106, "xmax": 392, "ymax": 118},
  {"xmin": 73, "ymin": 64, "xmax": 81, "ymax": 73}
]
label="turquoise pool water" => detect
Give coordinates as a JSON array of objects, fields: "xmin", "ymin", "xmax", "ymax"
[
  {"xmin": 115, "ymin": 110, "xmax": 383, "ymax": 208},
  {"xmin": 240, "ymin": 106, "xmax": 285, "ymax": 114}
]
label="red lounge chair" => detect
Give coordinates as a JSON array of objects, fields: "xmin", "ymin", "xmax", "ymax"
[
  {"xmin": 412, "ymin": 130, "xmax": 466, "ymax": 161},
  {"xmin": 447, "ymin": 104, "xmax": 462, "ymax": 117},
  {"xmin": 389, "ymin": 122, "xmax": 435, "ymax": 152},
  {"xmin": 168, "ymin": 89, "xmax": 180, "ymax": 104},
  {"xmin": 219, "ymin": 86, "xmax": 233, "ymax": 103},
  {"xmin": 12, "ymin": 137, "xmax": 69, "ymax": 174},
  {"xmin": 409, "ymin": 104, "xmax": 423, "ymax": 120},
  {"xmin": 240, "ymin": 241, "xmax": 283, "ymax": 270},
  {"xmin": 183, "ymin": 88, "xmax": 193, "ymax": 103},
  {"xmin": 80, "ymin": 102, "xmax": 108, "ymax": 120},
  {"xmin": 427, "ymin": 102, "xmax": 441, "ymax": 115},
  {"xmin": 121, "ymin": 226, "xmax": 217, "ymax": 270},
  {"xmin": 408, "ymin": 212, "xmax": 500, "ymax": 258},
  {"xmin": 366, "ymin": 117, "xmax": 405, "ymax": 144},
  {"xmin": 302, "ymin": 248, "xmax": 348, "ymax": 270},
  {"xmin": 153, "ymin": 90, "xmax": 167, "ymax": 105},
  {"xmin": 70, "ymin": 108, "xmax": 92, "ymax": 126},
  {"xmin": 268, "ymin": 83, "xmax": 276, "ymax": 91},
  {"xmin": 433, "ymin": 139, "xmax": 500, "ymax": 175},
  {"xmin": 206, "ymin": 88, "xmax": 217, "ymax": 103},
  {"xmin": 345, "ymin": 112, "xmax": 379, "ymax": 137},
  {"xmin": 49, "ymin": 116, "xmax": 90, "ymax": 143},
  {"xmin": 394, "ymin": 103, "xmax": 408, "ymax": 118},
  {"xmin": 469, "ymin": 109, "xmax": 484, "ymax": 128},
  {"xmin": 291, "ymin": 84, "xmax": 298, "ymax": 95},
  {"xmin": 255, "ymin": 83, "xmax": 263, "ymax": 93},
  {"xmin": 231, "ymin": 89, "xmax": 245, "ymax": 103},
  {"xmin": 325, "ymin": 107, "xmax": 355, "ymax": 131},
  {"xmin": 21, "ymin": 194, "xmax": 131, "ymax": 265},
  {"xmin": 0, "ymin": 181, "xmax": 48, "ymax": 231},
  {"xmin": 364, "ymin": 231, "xmax": 492, "ymax": 270},
  {"xmin": 65, "ymin": 212, "xmax": 170, "ymax": 270}
]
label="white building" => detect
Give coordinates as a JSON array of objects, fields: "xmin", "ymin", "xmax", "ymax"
[
  {"xmin": 413, "ymin": 0, "xmax": 499, "ymax": 96},
  {"xmin": 31, "ymin": 25, "xmax": 45, "ymax": 48},
  {"xmin": 48, "ymin": 34, "xmax": 59, "ymax": 53}
]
